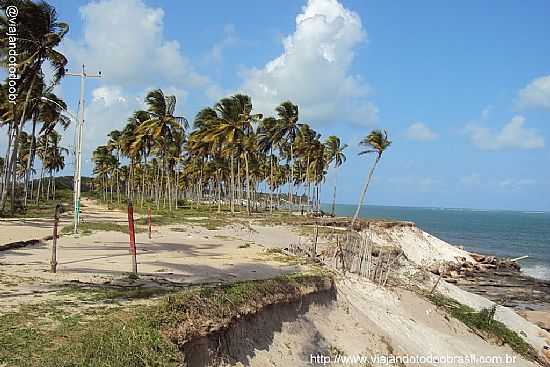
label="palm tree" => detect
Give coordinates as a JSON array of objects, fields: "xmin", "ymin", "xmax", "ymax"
[
  {"xmin": 257, "ymin": 117, "xmax": 278, "ymax": 212},
  {"xmin": 324, "ymin": 136, "xmax": 348, "ymax": 216},
  {"xmin": 274, "ymin": 101, "xmax": 301, "ymax": 211},
  {"xmin": 24, "ymin": 80, "xmax": 69, "ymax": 205},
  {"xmin": 133, "ymin": 89, "xmax": 187, "ymax": 210},
  {"xmin": 204, "ymin": 94, "xmax": 261, "ymax": 214},
  {"xmin": 0, "ymin": 0, "xmax": 68, "ymax": 213},
  {"xmin": 351, "ymin": 130, "xmax": 392, "ymax": 227},
  {"xmin": 107, "ymin": 129, "xmax": 123, "ymax": 203}
]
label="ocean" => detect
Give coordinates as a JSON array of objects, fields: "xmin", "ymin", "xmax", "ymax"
[{"xmin": 325, "ymin": 204, "xmax": 550, "ymax": 280}]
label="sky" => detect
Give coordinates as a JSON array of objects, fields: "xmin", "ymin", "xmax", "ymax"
[{"xmin": 2, "ymin": 0, "xmax": 549, "ymax": 211}]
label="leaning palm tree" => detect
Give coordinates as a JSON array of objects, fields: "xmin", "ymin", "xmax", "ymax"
[
  {"xmin": 325, "ymin": 136, "xmax": 348, "ymax": 216},
  {"xmin": 351, "ymin": 130, "xmax": 392, "ymax": 227}
]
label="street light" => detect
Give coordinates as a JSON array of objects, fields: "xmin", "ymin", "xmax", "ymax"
[{"xmin": 64, "ymin": 65, "xmax": 102, "ymax": 233}]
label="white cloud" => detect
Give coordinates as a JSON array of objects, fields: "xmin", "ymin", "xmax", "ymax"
[
  {"xmin": 405, "ymin": 122, "xmax": 438, "ymax": 141},
  {"xmin": 92, "ymin": 86, "xmax": 127, "ymax": 106},
  {"xmin": 62, "ymin": 0, "xmax": 221, "ymax": 99},
  {"xmin": 240, "ymin": 0, "xmax": 374, "ymax": 125},
  {"xmin": 517, "ymin": 75, "xmax": 550, "ymax": 110},
  {"xmin": 466, "ymin": 115, "xmax": 544, "ymax": 151}
]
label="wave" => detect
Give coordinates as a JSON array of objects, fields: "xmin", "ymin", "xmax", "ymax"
[{"xmin": 522, "ymin": 264, "xmax": 550, "ymax": 281}]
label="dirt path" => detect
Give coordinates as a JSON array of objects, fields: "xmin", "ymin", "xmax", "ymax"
[{"xmin": 0, "ymin": 198, "xmax": 307, "ymax": 311}]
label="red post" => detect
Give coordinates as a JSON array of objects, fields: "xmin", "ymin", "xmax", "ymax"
[
  {"xmin": 127, "ymin": 200, "xmax": 137, "ymax": 274},
  {"xmin": 148, "ymin": 207, "xmax": 152, "ymax": 239}
]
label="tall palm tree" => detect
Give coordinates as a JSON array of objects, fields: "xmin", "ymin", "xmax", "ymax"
[
  {"xmin": 257, "ymin": 117, "xmax": 278, "ymax": 212},
  {"xmin": 351, "ymin": 130, "xmax": 392, "ymax": 227},
  {"xmin": 107, "ymin": 129, "xmax": 123, "ymax": 203},
  {"xmin": 0, "ymin": 0, "xmax": 68, "ymax": 213},
  {"xmin": 205, "ymin": 94, "xmax": 261, "ymax": 214},
  {"xmin": 273, "ymin": 101, "xmax": 301, "ymax": 211},
  {"xmin": 324, "ymin": 136, "xmax": 348, "ymax": 216},
  {"xmin": 133, "ymin": 89, "xmax": 187, "ymax": 210},
  {"xmin": 24, "ymin": 79, "xmax": 69, "ymax": 205}
]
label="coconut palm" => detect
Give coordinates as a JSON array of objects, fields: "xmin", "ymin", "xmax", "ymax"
[
  {"xmin": 351, "ymin": 130, "xmax": 392, "ymax": 227},
  {"xmin": 0, "ymin": 0, "xmax": 68, "ymax": 213},
  {"xmin": 324, "ymin": 136, "xmax": 348, "ymax": 216},
  {"xmin": 273, "ymin": 101, "xmax": 301, "ymax": 211},
  {"xmin": 257, "ymin": 117, "xmax": 278, "ymax": 212},
  {"xmin": 133, "ymin": 89, "xmax": 187, "ymax": 210},
  {"xmin": 203, "ymin": 94, "xmax": 261, "ymax": 214},
  {"xmin": 24, "ymin": 79, "xmax": 69, "ymax": 205}
]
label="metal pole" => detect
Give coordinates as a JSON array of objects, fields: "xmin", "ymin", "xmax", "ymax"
[
  {"xmin": 127, "ymin": 200, "xmax": 137, "ymax": 274},
  {"xmin": 65, "ymin": 65, "xmax": 101, "ymax": 234},
  {"xmin": 73, "ymin": 65, "xmax": 85, "ymax": 233}
]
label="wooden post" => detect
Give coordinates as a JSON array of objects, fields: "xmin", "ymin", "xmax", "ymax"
[
  {"xmin": 127, "ymin": 200, "xmax": 138, "ymax": 274},
  {"xmin": 312, "ymin": 221, "xmax": 319, "ymax": 258},
  {"xmin": 430, "ymin": 274, "xmax": 442, "ymax": 295},
  {"xmin": 148, "ymin": 207, "xmax": 152, "ymax": 239},
  {"xmin": 50, "ymin": 204, "xmax": 62, "ymax": 273}
]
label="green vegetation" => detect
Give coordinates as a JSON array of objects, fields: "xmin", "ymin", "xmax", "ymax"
[
  {"xmin": 60, "ymin": 221, "xmax": 144, "ymax": 235},
  {"xmin": 428, "ymin": 293, "xmax": 537, "ymax": 360},
  {"xmin": 0, "ymin": 273, "xmax": 332, "ymax": 367}
]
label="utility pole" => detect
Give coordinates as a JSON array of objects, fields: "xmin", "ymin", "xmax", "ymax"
[{"xmin": 65, "ymin": 65, "xmax": 101, "ymax": 233}]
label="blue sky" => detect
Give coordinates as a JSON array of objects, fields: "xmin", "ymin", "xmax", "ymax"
[{"xmin": 4, "ymin": 0, "xmax": 550, "ymax": 211}]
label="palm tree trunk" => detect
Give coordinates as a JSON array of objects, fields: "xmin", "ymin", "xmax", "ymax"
[
  {"xmin": 230, "ymin": 156, "xmax": 235, "ymax": 214},
  {"xmin": 24, "ymin": 116, "xmax": 38, "ymax": 207},
  {"xmin": 36, "ymin": 167, "xmax": 43, "ymax": 204},
  {"xmin": 244, "ymin": 152, "xmax": 251, "ymax": 215},
  {"xmin": 331, "ymin": 164, "xmax": 339, "ymax": 216},
  {"xmin": 288, "ymin": 142, "xmax": 294, "ymax": 213},
  {"xmin": 1, "ymin": 123, "xmax": 14, "ymax": 207},
  {"xmin": 7, "ymin": 72, "xmax": 39, "ymax": 214},
  {"xmin": 269, "ymin": 150, "xmax": 274, "ymax": 214},
  {"xmin": 351, "ymin": 155, "xmax": 381, "ymax": 228}
]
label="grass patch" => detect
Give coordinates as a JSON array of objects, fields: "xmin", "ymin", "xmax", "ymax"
[
  {"xmin": 58, "ymin": 284, "xmax": 174, "ymax": 302},
  {"xmin": 60, "ymin": 221, "xmax": 144, "ymax": 235},
  {"xmin": 428, "ymin": 293, "xmax": 537, "ymax": 360},
  {"xmin": 0, "ymin": 189, "xmax": 74, "ymax": 219}
]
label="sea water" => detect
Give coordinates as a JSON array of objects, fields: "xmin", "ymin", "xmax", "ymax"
[{"xmin": 324, "ymin": 204, "xmax": 550, "ymax": 280}]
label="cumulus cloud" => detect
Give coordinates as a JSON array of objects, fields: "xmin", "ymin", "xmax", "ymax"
[
  {"xmin": 62, "ymin": 0, "xmax": 221, "ymax": 99},
  {"xmin": 465, "ymin": 115, "xmax": 544, "ymax": 151},
  {"xmin": 405, "ymin": 122, "xmax": 438, "ymax": 141},
  {"xmin": 240, "ymin": 0, "xmax": 374, "ymax": 125},
  {"xmin": 517, "ymin": 75, "xmax": 550, "ymax": 110}
]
